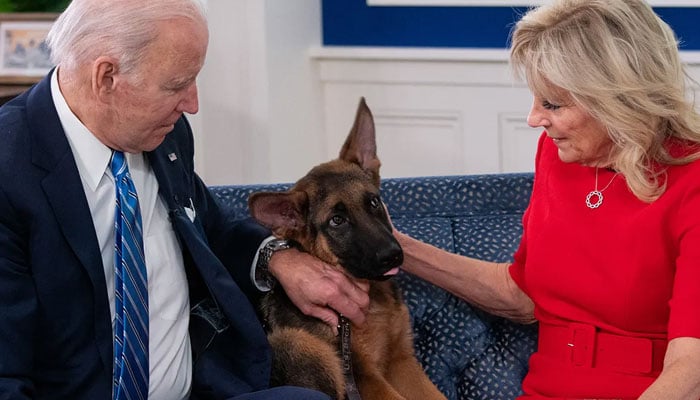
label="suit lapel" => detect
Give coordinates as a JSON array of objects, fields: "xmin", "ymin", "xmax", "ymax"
[
  {"xmin": 27, "ymin": 74, "xmax": 113, "ymax": 372},
  {"xmin": 148, "ymin": 126, "xmax": 266, "ymax": 336},
  {"xmin": 149, "ymin": 128, "xmax": 272, "ymax": 390}
]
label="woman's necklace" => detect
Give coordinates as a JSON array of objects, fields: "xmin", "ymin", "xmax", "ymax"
[{"xmin": 585, "ymin": 167, "xmax": 619, "ymax": 209}]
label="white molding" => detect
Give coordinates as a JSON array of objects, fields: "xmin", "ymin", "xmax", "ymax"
[
  {"xmin": 681, "ymin": 51, "xmax": 700, "ymax": 64},
  {"xmin": 313, "ymin": 45, "xmax": 700, "ymax": 178},
  {"xmin": 310, "ymin": 46, "xmax": 700, "ymax": 65},
  {"xmin": 309, "ymin": 46, "xmax": 509, "ymax": 62},
  {"xmin": 498, "ymin": 113, "xmax": 539, "ymax": 173},
  {"xmin": 367, "ymin": 0, "xmax": 700, "ymax": 6}
]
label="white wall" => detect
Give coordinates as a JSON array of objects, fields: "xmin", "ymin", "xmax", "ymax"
[
  {"xmin": 192, "ymin": 1, "xmax": 700, "ymax": 185},
  {"xmin": 194, "ymin": 0, "xmax": 323, "ymax": 185}
]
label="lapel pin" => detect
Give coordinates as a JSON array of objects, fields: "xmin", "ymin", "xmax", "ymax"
[{"xmin": 168, "ymin": 153, "xmax": 178, "ymax": 162}]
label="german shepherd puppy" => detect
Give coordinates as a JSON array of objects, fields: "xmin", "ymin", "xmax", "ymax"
[{"xmin": 248, "ymin": 98, "xmax": 447, "ymax": 400}]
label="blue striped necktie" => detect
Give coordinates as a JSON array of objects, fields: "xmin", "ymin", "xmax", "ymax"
[{"xmin": 110, "ymin": 151, "xmax": 149, "ymax": 400}]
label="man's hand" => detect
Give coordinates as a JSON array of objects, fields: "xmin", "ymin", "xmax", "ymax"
[{"xmin": 268, "ymin": 248, "xmax": 370, "ymax": 333}]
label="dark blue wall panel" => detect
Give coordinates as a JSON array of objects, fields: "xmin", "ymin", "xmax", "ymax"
[
  {"xmin": 656, "ymin": 8, "xmax": 700, "ymax": 50},
  {"xmin": 322, "ymin": 1, "xmax": 700, "ymax": 50}
]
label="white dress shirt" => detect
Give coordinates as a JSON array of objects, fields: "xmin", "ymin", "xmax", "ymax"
[{"xmin": 50, "ymin": 70, "xmax": 192, "ymax": 400}]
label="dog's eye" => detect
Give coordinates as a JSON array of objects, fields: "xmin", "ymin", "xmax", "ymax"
[
  {"xmin": 369, "ymin": 196, "xmax": 380, "ymax": 209},
  {"xmin": 329, "ymin": 215, "xmax": 346, "ymax": 227}
]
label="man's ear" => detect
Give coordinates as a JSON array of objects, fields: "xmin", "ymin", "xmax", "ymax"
[{"xmin": 92, "ymin": 56, "xmax": 119, "ymax": 101}]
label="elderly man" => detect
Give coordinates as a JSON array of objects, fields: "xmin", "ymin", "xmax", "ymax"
[{"xmin": 0, "ymin": 0, "xmax": 368, "ymax": 399}]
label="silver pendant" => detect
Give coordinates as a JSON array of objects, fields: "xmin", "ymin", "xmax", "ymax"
[{"xmin": 586, "ymin": 190, "xmax": 603, "ymax": 209}]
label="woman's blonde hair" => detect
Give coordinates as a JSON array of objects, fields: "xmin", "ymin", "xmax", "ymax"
[{"xmin": 510, "ymin": 0, "xmax": 700, "ymax": 202}]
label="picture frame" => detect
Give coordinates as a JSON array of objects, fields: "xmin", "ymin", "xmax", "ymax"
[{"xmin": 0, "ymin": 13, "xmax": 58, "ymax": 84}]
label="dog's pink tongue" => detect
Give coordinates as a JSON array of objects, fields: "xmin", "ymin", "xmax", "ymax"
[{"xmin": 384, "ymin": 267, "xmax": 400, "ymax": 276}]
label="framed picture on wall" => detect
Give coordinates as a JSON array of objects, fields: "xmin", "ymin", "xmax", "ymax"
[{"xmin": 0, "ymin": 13, "xmax": 57, "ymax": 84}]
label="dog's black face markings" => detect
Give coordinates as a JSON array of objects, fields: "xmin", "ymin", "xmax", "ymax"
[
  {"xmin": 328, "ymin": 195, "xmax": 402, "ymax": 281},
  {"xmin": 306, "ymin": 168, "xmax": 403, "ymax": 280}
]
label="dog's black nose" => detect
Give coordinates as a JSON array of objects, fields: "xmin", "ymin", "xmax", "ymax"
[{"xmin": 378, "ymin": 243, "xmax": 403, "ymax": 269}]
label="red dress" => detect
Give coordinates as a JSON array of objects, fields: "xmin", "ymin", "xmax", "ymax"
[{"xmin": 509, "ymin": 134, "xmax": 700, "ymax": 399}]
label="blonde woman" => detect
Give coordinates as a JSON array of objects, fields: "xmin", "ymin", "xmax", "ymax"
[{"xmin": 394, "ymin": 1, "xmax": 700, "ymax": 398}]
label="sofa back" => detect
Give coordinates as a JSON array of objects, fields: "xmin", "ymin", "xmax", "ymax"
[{"xmin": 210, "ymin": 172, "xmax": 537, "ymax": 400}]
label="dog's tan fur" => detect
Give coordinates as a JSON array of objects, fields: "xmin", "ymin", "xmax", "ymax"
[{"xmin": 249, "ymin": 98, "xmax": 446, "ymax": 400}]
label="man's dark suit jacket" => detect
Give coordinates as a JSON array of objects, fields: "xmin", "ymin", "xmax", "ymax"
[{"xmin": 0, "ymin": 73, "xmax": 275, "ymax": 399}]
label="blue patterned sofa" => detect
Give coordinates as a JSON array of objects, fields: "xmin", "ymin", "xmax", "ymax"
[{"xmin": 210, "ymin": 172, "xmax": 538, "ymax": 400}]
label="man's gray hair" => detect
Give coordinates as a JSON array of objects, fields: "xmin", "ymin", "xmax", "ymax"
[{"xmin": 46, "ymin": 0, "xmax": 207, "ymax": 74}]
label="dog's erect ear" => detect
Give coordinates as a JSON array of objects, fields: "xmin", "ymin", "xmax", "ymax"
[
  {"xmin": 339, "ymin": 97, "xmax": 381, "ymax": 185},
  {"xmin": 248, "ymin": 191, "xmax": 308, "ymax": 235}
]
